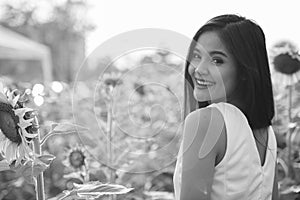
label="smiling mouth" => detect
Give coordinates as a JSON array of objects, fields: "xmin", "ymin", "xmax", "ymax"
[{"xmin": 194, "ymin": 78, "xmax": 215, "ymax": 87}]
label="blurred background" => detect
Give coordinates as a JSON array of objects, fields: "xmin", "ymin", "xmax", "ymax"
[{"xmin": 0, "ymin": 0, "xmax": 300, "ymax": 199}]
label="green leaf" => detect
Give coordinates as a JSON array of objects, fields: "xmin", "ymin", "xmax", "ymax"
[
  {"xmin": 10, "ymin": 160, "xmax": 35, "ymax": 184},
  {"xmin": 63, "ymin": 171, "xmax": 84, "ymax": 182},
  {"xmin": 37, "ymin": 154, "xmax": 56, "ymax": 165},
  {"xmin": 32, "ymin": 159, "xmax": 48, "ymax": 177},
  {"xmin": 144, "ymin": 191, "xmax": 175, "ymax": 200},
  {"xmin": 9, "ymin": 154, "xmax": 55, "ymax": 184},
  {"xmin": 58, "ymin": 181, "xmax": 134, "ymax": 200},
  {"xmin": 51, "ymin": 123, "xmax": 89, "ymax": 134}
]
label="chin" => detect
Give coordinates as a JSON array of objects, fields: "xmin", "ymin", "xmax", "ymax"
[{"xmin": 193, "ymin": 90, "xmax": 210, "ymax": 102}]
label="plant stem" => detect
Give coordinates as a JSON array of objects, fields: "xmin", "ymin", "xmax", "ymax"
[
  {"xmin": 287, "ymin": 84, "xmax": 295, "ymax": 178},
  {"xmin": 107, "ymin": 93, "xmax": 116, "ymax": 200},
  {"xmin": 32, "ymin": 117, "xmax": 45, "ymax": 200},
  {"xmin": 84, "ymin": 166, "xmax": 90, "ymax": 183}
]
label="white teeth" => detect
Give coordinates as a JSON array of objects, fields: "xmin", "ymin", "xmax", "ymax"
[{"xmin": 196, "ymin": 79, "xmax": 214, "ymax": 86}]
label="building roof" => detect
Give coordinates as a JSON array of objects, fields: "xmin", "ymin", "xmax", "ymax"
[{"xmin": 0, "ymin": 25, "xmax": 52, "ymax": 82}]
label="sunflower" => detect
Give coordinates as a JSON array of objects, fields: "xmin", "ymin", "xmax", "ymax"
[
  {"xmin": 98, "ymin": 72, "xmax": 123, "ymax": 101},
  {"xmin": 62, "ymin": 145, "xmax": 89, "ymax": 171},
  {"xmin": 101, "ymin": 72, "xmax": 123, "ymax": 88},
  {"xmin": 270, "ymin": 42, "xmax": 300, "ymax": 86},
  {"xmin": 270, "ymin": 42, "xmax": 300, "ymax": 178},
  {"xmin": 134, "ymin": 82, "xmax": 146, "ymax": 97},
  {"xmin": 0, "ymin": 83, "xmax": 38, "ymax": 166}
]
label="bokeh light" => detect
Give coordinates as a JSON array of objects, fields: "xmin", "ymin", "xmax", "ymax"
[
  {"xmin": 32, "ymin": 83, "xmax": 44, "ymax": 97},
  {"xmin": 51, "ymin": 81, "xmax": 63, "ymax": 93},
  {"xmin": 34, "ymin": 95, "xmax": 44, "ymax": 106}
]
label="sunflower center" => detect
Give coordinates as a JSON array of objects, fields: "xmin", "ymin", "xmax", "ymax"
[
  {"xmin": 104, "ymin": 78, "xmax": 120, "ymax": 87},
  {"xmin": 0, "ymin": 103, "xmax": 21, "ymax": 144},
  {"xmin": 273, "ymin": 54, "xmax": 300, "ymax": 75},
  {"xmin": 69, "ymin": 150, "xmax": 85, "ymax": 168}
]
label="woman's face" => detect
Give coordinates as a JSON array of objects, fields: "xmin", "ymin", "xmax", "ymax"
[{"xmin": 188, "ymin": 31, "xmax": 238, "ymax": 103}]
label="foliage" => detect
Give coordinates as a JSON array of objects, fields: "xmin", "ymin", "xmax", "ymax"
[
  {"xmin": 270, "ymin": 41, "xmax": 300, "ymax": 199},
  {"xmin": 71, "ymin": 50, "xmax": 183, "ymax": 199},
  {"xmin": 55, "ymin": 181, "xmax": 133, "ymax": 200},
  {"xmin": 0, "ymin": 48, "xmax": 184, "ymax": 199},
  {"xmin": 0, "ymin": 80, "xmax": 133, "ymax": 199}
]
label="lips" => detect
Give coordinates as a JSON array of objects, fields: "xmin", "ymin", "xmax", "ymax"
[{"xmin": 194, "ymin": 78, "xmax": 215, "ymax": 87}]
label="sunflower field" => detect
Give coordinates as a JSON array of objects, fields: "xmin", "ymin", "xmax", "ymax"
[{"xmin": 0, "ymin": 0, "xmax": 300, "ymax": 199}]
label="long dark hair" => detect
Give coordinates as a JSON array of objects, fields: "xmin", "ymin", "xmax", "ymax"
[{"xmin": 184, "ymin": 14, "xmax": 274, "ymax": 130}]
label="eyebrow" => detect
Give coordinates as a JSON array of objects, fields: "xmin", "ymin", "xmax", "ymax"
[
  {"xmin": 193, "ymin": 48, "xmax": 228, "ymax": 58},
  {"xmin": 209, "ymin": 50, "xmax": 228, "ymax": 58}
]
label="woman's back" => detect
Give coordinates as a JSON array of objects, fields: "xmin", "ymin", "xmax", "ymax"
[{"xmin": 173, "ymin": 102, "xmax": 277, "ymax": 199}]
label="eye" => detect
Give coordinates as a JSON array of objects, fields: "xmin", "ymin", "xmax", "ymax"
[
  {"xmin": 192, "ymin": 52, "xmax": 201, "ymax": 60},
  {"xmin": 211, "ymin": 57, "xmax": 224, "ymax": 66}
]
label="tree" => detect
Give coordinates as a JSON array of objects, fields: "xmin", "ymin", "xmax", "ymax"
[{"xmin": 0, "ymin": 0, "xmax": 95, "ymax": 82}]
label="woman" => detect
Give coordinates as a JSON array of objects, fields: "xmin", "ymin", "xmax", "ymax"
[{"xmin": 173, "ymin": 14, "xmax": 278, "ymax": 200}]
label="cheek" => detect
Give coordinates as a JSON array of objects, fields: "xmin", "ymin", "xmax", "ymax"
[
  {"xmin": 214, "ymin": 68, "xmax": 237, "ymax": 96},
  {"xmin": 187, "ymin": 65, "xmax": 194, "ymax": 76},
  {"xmin": 223, "ymin": 70, "xmax": 238, "ymax": 95}
]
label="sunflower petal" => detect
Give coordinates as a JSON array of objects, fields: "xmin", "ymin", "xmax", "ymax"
[
  {"xmin": 5, "ymin": 142, "xmax": 17, "ymax": 164},
  {"xmin": 0, "ymin": 140, "xmax": 5, "ymax": 153},
  {"xmin": 12, "ymin": 94, "xmax": 20, "ymax": 107},
  {"xmin": 20, "ymin": 137, "xmax": 34, "ymax": 158},
  {"xmin": 18, "ymin": 118, "xmax": 34, "ymax": 129},
  {"xmin": 0, "ymin": 83, "xmax": 9, "ymax": 104},
  {"xmin": 15, "ymin": 145, "xmax": 26, "ymax": 166},
  {"xmin": 0, "ymin": 130, "xmax": 6, "ymax": 141},
  {"xmin": 0, "ymin": 82, "xmax": 4, "ymax": 93},
  {"xmin": 0, "ymin": 93, "xmax": 9, "ymax": 104},
  {"xmin": 21, "ymin": 129, "xmax": 38, "ymax": 139},
  {"xmin": 3, "ymin": 139, "xmax": 10, "ymax": 152},
  {"xmin": 14, "ymin": 107, "xmax": 33, "ymax": 118},
  {"xmin": 6, "ymin": 90, "xmax": 15, "ymax": 103}
]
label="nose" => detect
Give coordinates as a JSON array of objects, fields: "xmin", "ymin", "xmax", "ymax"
[{"xmin": 194, "ymin": 60, "xmax": 209, "ymax": 75}]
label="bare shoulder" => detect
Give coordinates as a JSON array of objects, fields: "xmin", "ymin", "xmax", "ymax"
[
  {"xmin": 180, "ymin": 107, "xmax": 225, "ymax": 199},
  {"xmin": 183, "ymin": 107, "xmax": 225, "ymax": 144},
  {"xmin": 185, "ymin": 106, "xmax": 225, "ymax": 128},
  {"xmin": 184, "ymin": 107, "xmax": 226, "ymax": 160}
]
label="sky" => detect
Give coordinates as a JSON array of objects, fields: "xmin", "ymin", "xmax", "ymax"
[{"xmin": 85, "ymin": 0, "xmax": 300, "ymax": 55}]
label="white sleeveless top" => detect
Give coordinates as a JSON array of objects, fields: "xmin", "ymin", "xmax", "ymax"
[{"xmin": 173, "ymin": 102, "xmax": 277, "ymax": 200}]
